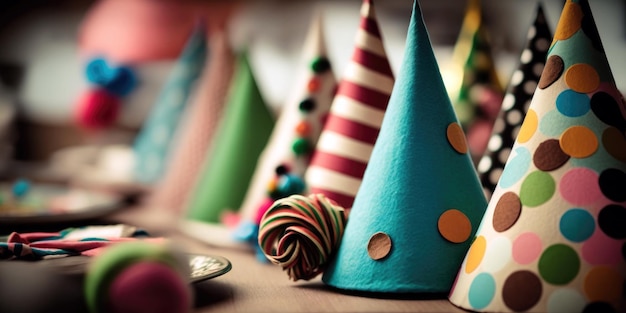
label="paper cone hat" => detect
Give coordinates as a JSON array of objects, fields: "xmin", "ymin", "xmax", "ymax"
[
  {"xmin": 449, "ymin": 1, "xmax": 626, "ymax": 312},
  {"xmin": 237, "ymin": 13, "xmax": 337, "ymax": 224},
  {"xmin": 132, "ymin": 22, "xmax": 207, "ymax": 183},
  {"xmin": 186, "ymin": 53, "xmax": 275, "ymax": 224},
  {"xmin": 478, "ymin": 4, "xmax": 552, "ymax": 199},
  {"xmin": 304, "ymin": 0, "xmax": 394, "ymax": 209},
  {"xmin": 451, "ymin": 0, "xmax": 504, "ymax": 164},
  {"xmin": 149, "ymin": 29, "xmax": 236, "ymax": 213},
  {"xmin": 322, "ymin": 0, "xmax": 488, "ymax": 293}
]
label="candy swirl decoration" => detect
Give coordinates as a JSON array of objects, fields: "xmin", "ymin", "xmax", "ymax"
[
  {"xmin": 75, "ymin": 57, "xmax": 138, "ymax": 130},
  {"xmin": 258, "ymin": 194, "xmax": 347, "ymax": 281}
]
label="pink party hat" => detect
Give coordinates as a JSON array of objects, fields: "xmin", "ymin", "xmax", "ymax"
[
  {"xmin": 321, "ymin": 0, "xmax": 487, "ymax": 293},
  {"xmin": 237, "ymin": 12, "xmax": 337, "ymax": 225},
  {"xmin": 149, "ymin": 29, "xmax": 236, "ymax": 214},
  {"xmin": 304, "ymin": 0, "xmax": 394, "ymax": 209},
  {"xmin": 449, "ymin": 1, "xmax": 626, "ymax": 312},
  {"xmin": 478, "ymin": 4, "xmax": 552, "ymax": 199}
]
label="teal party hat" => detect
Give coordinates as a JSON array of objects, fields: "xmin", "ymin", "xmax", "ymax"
[
  {"xmin": 322, "ymin": 0, "xmax": 488, "ymax": 293},
  {"xmin": 132, "ymin": 21, "xmax": 207, "ymax": 184}
]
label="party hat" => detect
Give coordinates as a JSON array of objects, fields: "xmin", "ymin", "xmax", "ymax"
[
  {"xmin": 148, "ymin": 29, "xmax": 236, "ymax": 213},
  {"xmin": 132, "ymin": 21, "xmax": 207, "ymax": 184},
  {"xmin": 304, "ymin": 0, "xmax": 394, "ymax": 209},
  {"xmin": 237, "ymin": 13, "xmax": 337, "ymax": 225},
  {"xmin": 322, "ymin": 0, "xmax": 488, "ymax": 293},
  {"xmin": 449, "ymin": 1, "xmax": 626, "ymax": 312},
  {"xmin": 186, "ymin": 53, "xmax": 275, "ymax": 224},
  {"xmin": 451, "ymin": 0, "xmax": 504, "ymax": 164},
  {"xmin": 478, "ymin": 4, "xmax": 552, "ymax": 198}
]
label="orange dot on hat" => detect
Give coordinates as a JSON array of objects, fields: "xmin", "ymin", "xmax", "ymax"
[
  {"xmin": 553, "ymin": 1, "xmax": 583, "ymax": 43},
  {"xmin": 584, "ymin": 266, "xmax": 622, "ymax": 304},
  {"xmin": 565, "ymin": 63, "xmax": 600, "ymax": 93},
  {"xmin": 517, "ymin": 109, "xmax": 538, "ymax": 143},
  {"xmin": 446, "ymin": 122, "xmax": 468, "ymax": 154},
  {"xmin": 367, "ymin": 232, "xmax": 392, "ymax": 260},
  {"xmin": 560, "ymin": 126, "xmax": 598, "ymax": 158},
  {"xmin": 465, "ymin": 236, "xmax": 486, "ymax": 274},
  {"xmin": 307, "ymin": 77, "xmax": 321, "ymax": 93},
  {"xmin": 295, "ymin": 121, "xmax": 311, "ymax": 136},
  {"xmin": 438, "ymin": 209, "xmax": 472, "ymax": 243}
]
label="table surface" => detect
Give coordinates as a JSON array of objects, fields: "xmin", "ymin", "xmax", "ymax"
[{"xmin": 0, "ymin": 204, "xmax": 469, "ymax": 313}]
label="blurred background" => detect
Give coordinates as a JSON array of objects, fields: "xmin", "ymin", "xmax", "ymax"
[{"xmin": 0, "ymin": 0, "xmax": 624, "ymax": 171}]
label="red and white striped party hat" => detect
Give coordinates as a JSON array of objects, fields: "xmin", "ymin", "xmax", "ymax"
[
  {"xmin": 304, "ymin": 0, "xmax": 394, "ymax": 209},
  {"xmin": 149, "ymin": 29, "xmax": 236, "ymax": 214}
]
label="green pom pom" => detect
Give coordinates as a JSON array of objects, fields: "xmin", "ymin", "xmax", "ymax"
[
  {"xmin": 291, "ymin": 138, "xmax": 311, "ymax": 156},
  {"xmin": 310, "ymin": 57, "xmax": 331, "ymax": 73}
]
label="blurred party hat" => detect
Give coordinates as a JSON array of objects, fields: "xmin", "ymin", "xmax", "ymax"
[
  {"xmin": 451, "ymin": 0, "xmax": 504, "ymax": 164},
  {"xmin": 149, "ymin": 29, "xmax": 236, "ymax": 213},
  {"xmin": 186, "ymin": 52, "xmax": 275, "ymax": 224},
  {"xmin": 322, "ymin": 0, "xmax": 488, "ymax": 293},
  {"xmin": 132, "ymin": 21, "xmax": 207, "ymax": 184},
  {"xmin": 449, "ymin": 1, "xmax": 626, "ymax": 312},
  {"xmin": 236, "ymin": 12, "xmax": 337, "ymax": 226},
  {"xmin": 304, "ymin": 0, "xmax": 394, "ymax": 209},
  {"xmin": 478, "ymin": 4, "xmax": 552, "ymax": 198}
]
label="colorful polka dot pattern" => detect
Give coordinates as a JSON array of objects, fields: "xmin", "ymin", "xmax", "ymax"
[
  {"xmin": 478, "ymin": 4, "xmax": 552, "ymax": 199},
  {"xmin": 133, "ymin": 25, "xmax": 207, "ymax": 183},
  {"xmin": 449, "ymin": 1, "xmax": 626, "ymax": 312}
]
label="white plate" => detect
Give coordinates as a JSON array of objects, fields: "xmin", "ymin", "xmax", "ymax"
[{"xmin": 0, "ymin": 183, "xmax": 127, "ymax": 224}]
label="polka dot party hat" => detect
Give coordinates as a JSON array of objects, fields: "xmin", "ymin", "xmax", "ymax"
[
  {"xmin": 321, "ymin": 0, "xmax": 487, "ymax": 293},
  {"xmin": 185, "ymin": 53, "xmax": 275, "ymax": 224},
  {"xmin": 449, "ymin": 1, "xmax": 626, "ymax": 312},
  {"xmin": 451, "ymin": 0, "xmax": 504, "ymax": 165},
  {"xmin": 304, "ymin": 0, "xmax": 394, "ymax": 209},
  {"xmin": 478, "ymin": 4, "xmax": 553, "ymax": 199},
  {"xmin": 149, "ymin": 28, "xmax": 236, "ymax": 214},
  {"xmin": 132, "ymin": 21, "xmax": 207, "ymax": 184},
  {"xmin": 236, "ymin": 12, "xmax": 337, "ymax": 226}
]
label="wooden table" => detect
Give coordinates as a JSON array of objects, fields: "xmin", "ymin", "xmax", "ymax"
[{"xmin": 0, "ymin": 204, "xmax": 468, "ymax": 313}]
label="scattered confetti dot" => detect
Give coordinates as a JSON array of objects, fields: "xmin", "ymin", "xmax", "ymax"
[
  {"xmin": 538, "ymin": 56, "xmax": 564, "ymax": 89},
  {"xmin": 556, "ymin": 89, "xmax": 591, "ymax": 117},
  {"xmin": 559, "ymin": 168, "xmax": 602, "ymax": 206},
  {"xmin": 502, "ymin": 271, "xmax": 542, "ymax": 312},
  {"xmin": 565, "ymin": 63, "xmax": 600, "ymax": 93},
  {"xmin": 533, "ymin": 139, "xmax": 569, "ymax": 171},
  {"xmin": 367, "ymin": 232, "xmax": 392, "ymax": 260},
  {"xmin": 538, "ymin": 244, "xmax": 580, "ymax": 285},
  {"xmin": 512, "ymin": 232, "xmax": 542, "ymax": 265},
  {"xmin": 598, "ymin": 168, "xmax": 626, "ymax": 202},
  {"xmin": 465, "ymin": 236, "xmax": 486, "ymax": 274},
  {"xmin": 598, "ymin": 204, "xmax": 626, "ymax": 239},
  {"xmin": 12, "ymin": 179, "xmax": 30, "ymax": 198},
  {"xmin": 446, "ymin": 123, "xmax": 468, "ymax": 154},
  {"xmin": 560, "ymin": 209, "xmax": 595, "ymax": 242},
  {"xmin": 438, "ymin": 209, "xmax": 472, "ymax": 243},
  {"xmin": 520, "ymin": 171, "xmax": 555, "ymax": 207},
  {"xmin": 584, "ymin": 266, "xmax": 622, "ymax": 304},
  {"xmin": 492, "ymin": 192, "xmax": 522, "ymax": 232},
  {"xmin": 517, "ymin": 109, "xmax": 538, "ymax": 143},
  {"xmin": 468, "ymin": 273, "xmax": 496, "ymax": 310},
  {"xmin": 560, "ymin": 126, "xmax": 598, "ymax": 158}
]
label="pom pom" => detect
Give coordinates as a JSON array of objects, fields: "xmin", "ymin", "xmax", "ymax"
[
  {"xmin": 269, "ymin": 174, "xmax": 306, "ymax": 200},
  {"xmin": 84, "ymin": 241, "xmax": 191, "ymax": 313},
  {"xmin": 75, "ymin": 88, "xmax": 121, "ymax": 130},
  {"xmin": 258, "ymin": 194, "xmax": 347, "ymax": 281},
  {"xmin": 85, "ymin": 57, "xmax": 137, "ymax": 97}
]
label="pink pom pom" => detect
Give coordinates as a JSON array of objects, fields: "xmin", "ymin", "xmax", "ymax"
[
  {"xmin": 75, "ymin": 88, "xmax": 121, "ymax": 130},
  {"xmin": 254, "ymin": 198, "xmax": 275, "ymax": 225}
]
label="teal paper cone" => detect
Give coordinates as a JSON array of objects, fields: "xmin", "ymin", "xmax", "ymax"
[
  {"xmin": 133, "ymin": 22, "xmax": 207, "ymax": 184},
  {"xmin": 186, "ymin": 53, "xmax": 275, "ymax": 223},
  {"xmin": 322, "ymin": 0, "xmax": 488, "ymax": 293}
]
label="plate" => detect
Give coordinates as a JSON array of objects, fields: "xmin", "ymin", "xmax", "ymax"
[{"xmin": 0, "ymin": 182, "xmax": 129, "ymax": 224}]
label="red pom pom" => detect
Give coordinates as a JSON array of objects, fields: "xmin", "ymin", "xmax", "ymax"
[{"xmin": 75, "ymin": 88, "xmax": 121, "ymax": 130}]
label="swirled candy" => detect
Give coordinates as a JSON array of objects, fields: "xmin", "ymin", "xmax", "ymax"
[{"xmin": 258, "ymin": 194, "xmax": 347, "ymax": 281}]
